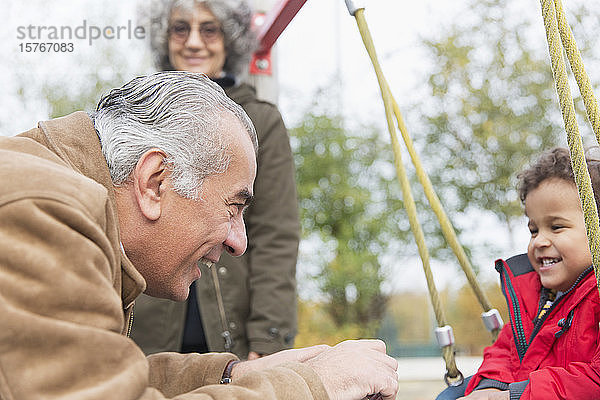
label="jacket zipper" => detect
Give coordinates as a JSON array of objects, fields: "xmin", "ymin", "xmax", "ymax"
[
  {"xmin": 500, "ymin": 266, "xmax": 528, "ymax": 361},
  {"xmin": 126, "ymin": 306, "xmax": 134, "ymax": 338},
  {"xmin": 210, "ymin": 264, "xmax": 233, "ymax": 352},
  {"xmin": 528, "ymin": 266, "xmax": 592, "ymax": 342}
]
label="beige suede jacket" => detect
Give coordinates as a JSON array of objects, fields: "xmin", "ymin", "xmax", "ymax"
[{"xmin": 0, "ymin": 112, "xmax": 328, "ymax": 400}]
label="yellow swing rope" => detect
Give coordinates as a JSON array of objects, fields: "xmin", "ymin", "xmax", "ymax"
[
  {"xmin": 539, "ymin": 0, "xmax": 600, "ymax": 293},
  {"xmin": 345, "ymin": 6, "xmax": 501, "ymax": 336},
  {"xmin": 348, "ymin": 7, "xmax": 460, "ymax": 384},
  {"xmin": 343, "ymin": 2, "xmax": 509, "ymax": 384},
  {"xmin": 551, "ymin": 0, "xmax": 600, "ymax": 139}
]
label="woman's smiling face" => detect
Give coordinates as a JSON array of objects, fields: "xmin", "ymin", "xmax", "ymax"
[{"xmin": 168, "ymin": 3, "xmax": 226, "ymax": 78}]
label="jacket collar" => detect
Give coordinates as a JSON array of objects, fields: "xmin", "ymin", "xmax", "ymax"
[
  {"xmin": 30, "ymin": 112, "xmax": 146, "ymax": 308},
  {"xmin": 561, "ymin": 267, "xmax": 597, "ymax": 307}
]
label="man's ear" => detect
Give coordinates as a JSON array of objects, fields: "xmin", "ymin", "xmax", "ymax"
[{"xmin": 132, "ymin": 149, "xmax": 169, "ymax": 221}]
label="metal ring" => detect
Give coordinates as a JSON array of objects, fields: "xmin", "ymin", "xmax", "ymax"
[{"xmin": 444, "ymin": 370, "xmax": 465, "ymax": 387}]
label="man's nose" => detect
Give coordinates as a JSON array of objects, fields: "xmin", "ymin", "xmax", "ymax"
[{"xmin": 224, "ymin": 216, "xmax": 247, "ymax": 257}]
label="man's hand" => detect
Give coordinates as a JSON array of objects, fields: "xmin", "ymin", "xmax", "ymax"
[
  {"xmin": 232, "ymin": 344, "xmax": 330, "ymax": 377},
  {"xmin": 304, "ymin": 340, "xmax": 398, "ymax": 400},
  {"xmin": 232, "ymin": 340, "xmax": 398, "ymax": 400},
  {"xmin": 458, "ymin": 388, "xmax": 509, "ymax": 400}
]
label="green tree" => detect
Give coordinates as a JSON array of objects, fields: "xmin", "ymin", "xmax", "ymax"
[
  {"xmin": 418, "ymin": 0, "xmax": 600, "ymax": 244},
  {"xmin": 291, "ymin": 106, "xmax": 407, "ymax": 337}
]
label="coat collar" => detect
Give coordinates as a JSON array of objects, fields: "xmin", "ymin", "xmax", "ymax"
[
  {"xmin": 562, "ymin": 267, "xmax": 598, "ymax": 308},
  {"xmin": 29, "ymin": 111, "xmax": 146, "ymax": 308}
]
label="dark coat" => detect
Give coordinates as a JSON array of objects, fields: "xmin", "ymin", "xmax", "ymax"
[{"xmin": 132, "ymin": 83, "xmax": 300, "ymax": 358}]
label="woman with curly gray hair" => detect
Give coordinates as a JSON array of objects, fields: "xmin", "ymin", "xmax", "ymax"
[
  {"xmin": 132, "ymin": 0, "xmax": 301, "ymax": 363},
  {"xmin": 148, "ymin": 0, "xmax": 257, "ymax": 79}
]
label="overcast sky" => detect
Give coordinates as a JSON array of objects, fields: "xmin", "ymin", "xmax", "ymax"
[{"xmin": 1, "ymin": 0, "xmax": 464, "ymax": 130}]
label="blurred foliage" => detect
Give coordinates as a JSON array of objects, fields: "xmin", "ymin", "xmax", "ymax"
[
  {"xmin": 446, "ymin": 281, "xmax": 508, "ymax": 355},
  {"xmin": 418, "ymin": 0, "xmax": 600, "ymax": 240},
  {"xmin": 295, "ymin": 300, "xmax": 365, "ymax": 347},
  {"xmin": 291, "ymin": 106, "xmax": 410, "ymax": 337},
  {"xmin": 379, "ymin": 292, "xmax": 433, "ymax": 346},
  {"xmin": 377, "ymin": 281, "xmax": 508, "ymax": 357}
]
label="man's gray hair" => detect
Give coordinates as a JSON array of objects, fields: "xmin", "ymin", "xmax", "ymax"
[
  {"xmin": 90, "ymin": 71, "xmax": 257, "ymax": 199},
  {"xmin": 144, "ymin": 0, "xmax": 257, "ymax": 79}
]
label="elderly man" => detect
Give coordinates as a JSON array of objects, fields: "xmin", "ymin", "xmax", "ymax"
[{"xmin": 0, "ymin": 72, "xmax": 398, "ymax": 400}]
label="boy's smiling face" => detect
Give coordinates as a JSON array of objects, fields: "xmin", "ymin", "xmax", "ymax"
[{"xmin": 525, "ymin": 178, "xmax": 592, "ymax": 292}]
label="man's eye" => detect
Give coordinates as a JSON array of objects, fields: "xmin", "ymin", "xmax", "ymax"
[{"xmin": 551, "ymin": 225, "xmax": 564, "ymax": 230}]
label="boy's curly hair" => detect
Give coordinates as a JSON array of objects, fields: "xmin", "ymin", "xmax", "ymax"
[{"xmin": 518, "ymin": 147, "xmax": 600, "ymax": 212}]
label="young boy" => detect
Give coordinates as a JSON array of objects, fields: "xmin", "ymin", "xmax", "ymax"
[{"xmin": 457, "ymin": 148, "xmax": 600, "ymax": 400}]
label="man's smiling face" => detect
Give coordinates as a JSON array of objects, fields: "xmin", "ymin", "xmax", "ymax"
[{"xmin": 136, "ymin": 115, "xmax": 256, "ymax": 301}]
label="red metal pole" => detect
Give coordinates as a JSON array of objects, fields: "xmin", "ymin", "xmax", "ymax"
[
  {"xmin": 256, "ymin": 0, "xmax": 308, "ymax": 55},
  {"xmin": 249, "ymin": 0, "xmax": 308, "ymax": 75}
]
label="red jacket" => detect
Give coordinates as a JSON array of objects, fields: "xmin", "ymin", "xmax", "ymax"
[{"xmin": 465, "ymin": 254, "xmax": 600, "ymax": 399}]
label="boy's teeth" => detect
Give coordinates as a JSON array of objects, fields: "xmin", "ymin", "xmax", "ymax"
[{"xmin": 542, "ymin": 258, "xmax": 559, "ymax": 267}]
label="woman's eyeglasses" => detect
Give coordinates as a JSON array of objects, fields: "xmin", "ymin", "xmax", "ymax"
[{"xmin": 168, "ymin": 21, "xmax": 223, "ymax": 43}]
